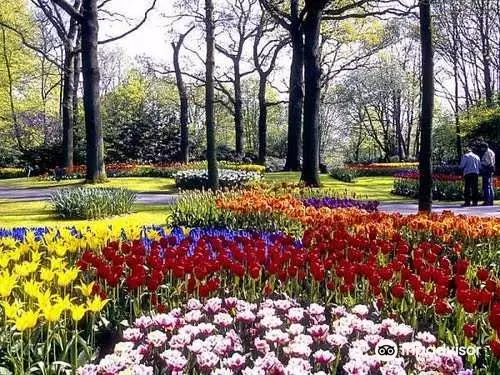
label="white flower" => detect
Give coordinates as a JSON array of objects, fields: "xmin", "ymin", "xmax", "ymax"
[
  {"xmin": 213, "ymin": 312, "xmax": 233, "ymax": 327},
  {"xmin": 313, "ymin": 349, "xmax": 335, "ymax": 364},
  {"xmin": 416, "ymin": 331, "xmax": 437, "ymax": 346},
  {"xmin": 260, "ymin": 315, "xmax": 283, "ymax": 329},
  {"xmin": 196, "ymin": 351, "xmax": 220, "ymax": 370},
  {"xmin": 351, "ymin": 305, "xmax": 369, "ymax": 317},
  {"xmin": 122, "ymin": 328, "xmax": 143, "ymax": 342},
  {"xmin": 187, "ymin": 298, "xmax": 203, "ymax": 310},
  {"xmin": 146, "ymin": 331, "xmax": 167, "ymax": 348},
  {"xmin": 307, "ymin": 303, "xmax": 325, "ymax": 316},
  {"xmin": 236, "ymin": 309, "xmax": 256, "ymax": 323}
]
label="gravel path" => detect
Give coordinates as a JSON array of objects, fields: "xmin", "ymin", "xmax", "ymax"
[{"xmin": 1, "ymin": 186, "xmax": 499, "ymax": 217}]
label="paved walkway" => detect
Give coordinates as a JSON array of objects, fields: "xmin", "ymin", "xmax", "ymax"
[
  {"xmin": 379, "ymin": 201, "xmax": 500, "ymax": 217},
  {"xmin": 0, "ymin": 187, "xmax": 179, "ymax": 204},
  {"xmin": 1, "ymin": 186, "xmax": 499, "ymax": 217}
]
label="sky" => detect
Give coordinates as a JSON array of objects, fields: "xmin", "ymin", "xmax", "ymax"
[{"xmin": 99, "ymin": 0, "xmax": 177, "ymax": 63}]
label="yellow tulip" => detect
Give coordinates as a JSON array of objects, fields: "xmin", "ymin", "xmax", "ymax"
[
  {"xmin": 56, "ymin": 267, "xmax": 79, "ymax": 287},
  {"xmin": 42, "ymin": 304, "xmax": 63, "ymax": 322},
  {"xmin": 14, "ymin": 310, "xmax": 39, "ymax": 331},
  {"xmin": 1, "ymin": 300, "xmax": 23, "ymax": 319},
  {"xmin": 54, "ymin": 295, "xmax": 74, "ymax": 310},
  {"xmin": 23, "ymin": 280, "xmax": 43, "ymax": 298},
  {"xmin": 0, "ymin": 237, "xmax": 17, "ymax": 250},
  {"xmin": 86, "ymin": 295, "xmax": 109, "ymax": 313},
  {"xmin": 70, "ymin": 304, "xmax": 87, "ymax": 321},
  {"xmin": 76, "ymin": 281, "xmax": 95, "ymax": 297},
  {"xmin": 40, "ymin": 267, "xmax": 55, "ymax": 282},
  {"xmin": 0, "ymin": 271, "xmax": 17, "ymax": 298},
  {"xmin": 49, "ymin": 257, "xmax": 65, "ymax": 271},
  {"xmin": 0, "ymin": 255, "xmax": 10, "ymax": 268},
  {"xmin": 13, "ymin": 261, "xmax": 39, "ymax": 277},
  {"xmin": 36, "ymin": 290, "xmax": 54, "ymax": 310}
]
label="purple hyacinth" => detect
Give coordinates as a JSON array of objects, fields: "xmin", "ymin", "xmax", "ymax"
[{"xmin": 302, "ymin": 197, "xmax": 379, "ymax": 212}]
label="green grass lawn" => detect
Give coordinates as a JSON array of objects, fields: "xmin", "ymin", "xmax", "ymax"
[
  {"xmin": 0, "ymin": 173, "xmax": 405, "ymax": 228},
  {"xmin": 264, "ymin": 172, "xmax": 407, "ymax": 201},
  {"xmin": 0, "ymin": 176, "xmax": 177, "ymax": 192},
  {"xmin": 0, "ymin": 199, "xmax": 169, "ymax": 228}
]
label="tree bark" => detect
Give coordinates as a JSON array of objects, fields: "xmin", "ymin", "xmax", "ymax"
[
  {"xmin": 172, "ymin": 28, "xmax": 193, "ymax": 163},
  {"xmin": 81, "ymin": 0, "xmax": 106, "ymax": 182},
  {"xmin": 1, "ymin": 27, "xmax": 23, "ymax": 152},
  {"xmin": 62, "ymin": 46, "xmax": 75, "ymax": 170},
  {"xmin": 205, "ymin": 0, "xmax": 218, "ymax": 189},
  {"xmin": 284, "ymin": 1, "xmax": 304, "ymax": 171},
  {"xmin": 300, "ymin": 2, "xmax": 321, "ymax": 187},
  {"xmin": 418, "ymin": 0, "xmax": 434, "ymax": 212},
  {"xmin": 234, "ymin": 62, "xmax": 244, "ymax": 155},
  {"xmin": 257, "ymin": 76, "xmax": 267, "ymax": 164}
]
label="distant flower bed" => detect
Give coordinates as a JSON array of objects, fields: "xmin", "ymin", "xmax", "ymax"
[
  {"xmin": 39, "ymin": 162, "xmax": 266, "ymax": 180},
  {"xmin": 78, "ymin": 298, "xmax": 472, "ymax": 375},
  {"xmin": 303, "ymin": 197, "xmax": 379, "ymax": 212},
  {"xmin": 174, "ymin": 169, "xmax": 262, "ymax": 190},
  {"xmin": 0, "ymin": 167, "xmax": 26, "ymax": 179},
  {"xmin": 393, "ymin": 171, "xmax": 500, "ymax": 200},
  {"xmin": 345, "ymin": 162, "xmax": 418, "ymax": 177}
]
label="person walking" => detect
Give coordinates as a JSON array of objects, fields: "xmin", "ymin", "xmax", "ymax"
[
  {"xmin": 479, "ymin": 141, "xmax": 496, "ymax": 206},
  {"xmin": 459, "ymin": 146, "xmax": 480, "ymax": 207}
]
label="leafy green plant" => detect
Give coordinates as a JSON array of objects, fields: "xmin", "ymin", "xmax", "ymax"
[
  {"xmin": 50, "ymin": 187, "xmax": 136, "ymax": 219},
  {"xmin": 329, "ymin": 168, "xmax": 358, "ymax": 183}
]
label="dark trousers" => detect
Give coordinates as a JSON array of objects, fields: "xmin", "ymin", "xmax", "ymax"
[
  {"xmin": 482, "ymin": 173, "xmax": 494, "ymax": 204},
  {"xmin": 464, "ymin": 173, "xmax": 479, "ymax": 205}
]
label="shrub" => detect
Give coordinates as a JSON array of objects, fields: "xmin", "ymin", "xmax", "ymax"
[
  {"xmin": 265, "ymin": 157, "xmax": 286, "ymax": 172},
  {"xmin": 329, "ymin": 168, "xmax": 358, "ymax": 182},
  {"xmin": 174, "ymin": 169, "xmax": 262, "ymax": 190},
  {"xmin": 50, "ymin": 187, "xmax": 136, "ymax": 219}
]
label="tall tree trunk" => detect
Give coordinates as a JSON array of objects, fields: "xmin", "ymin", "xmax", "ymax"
[
  {"xmin": 81, "ymin": 0, "xmax": 106, "ymax": 183},
  {"xmin": 284, "ymin": 2, "xmax": 304, "ymax": 171},
  {"xmin": 478, "ymin": 0, "xmax": 493, "ymax": 106},
  {"xmin": 205, "ymin": 0, "xmax": 218, "ymax": 189},
  {"xmin": 301, "ymin": 3, "xmax": 321, "ymax": 187},
  {"xmin": 172, "ymin": 30, "xmax": 192, "ymax": 163},
  {"xmin": 1, "ymin": 27, "xmax": 23, "ymax": 152},
  {"xmin": 234, "ymin": 62, "xmax": 244, "ymax": 155},
  {"xmin": 418, "ymin": 0, "xmax": 434, "ymax": 212},
  {"xmin": 73, "ymin": 30, "xmax": 81, "ymax": 136},
  {"xmin": 257, "ymin": 75, "xmax": 267, "ymax": 164},
  {"xmin": 62, "ymin": 46, "xmax": 75, "ymax": 170}
]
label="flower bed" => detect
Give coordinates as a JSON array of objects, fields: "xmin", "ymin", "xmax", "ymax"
[
  {"xmin": 78, "ymin": 298, "xmax": 472, "ymax": 375},
  {"xmin": 174, "ymin": 169, "xmax": 262, "ymax": 190},
  {"xmin": 393, "ymin": 171, "xmax": 500, "ymax": 200},
  {"xmin": 0, "ymin": 167, "xmax": 26, "ymax": 179},
  {"xmin": 39, "ymin": 162, "xmax": 266, "ymax": 180},
  {"xmin": 345, "ymin": 163, "xmax": 418, "ymax": 177}
]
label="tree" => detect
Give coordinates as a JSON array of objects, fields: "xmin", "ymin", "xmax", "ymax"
[
  {"xmin": 205, "ymin": 0, "xmax": 218, "ymax": 189},
  {"xmin": 259, "ymin": 0, "xmax": 304, "ymax": 171},
  {"xmin": 50, "ymin": 0, "xmax": 156, "ymax": 182},
  {"xmin": 215, "ymin": 0, "xmax": 259, "ymax": 156},
  {"xmin": 252, "ymin": 13, "xmax": 287, "ymax": 164},
  {"xmin": 172, "ymin": 26, "xmax": 195, "ymax": 163},
  {"xmin": 418, "ymin": 0, "xmax": 433, "ymax": 212}
]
